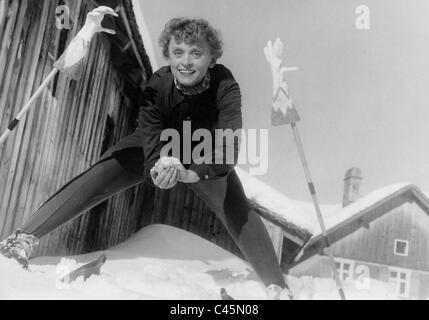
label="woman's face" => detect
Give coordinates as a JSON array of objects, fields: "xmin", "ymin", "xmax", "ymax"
[{"xmin": 167, "ymin": 37, "xmax": 215, "ymax": 87}]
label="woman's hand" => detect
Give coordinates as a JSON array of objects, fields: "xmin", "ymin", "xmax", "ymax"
[{"xmin": 178, "ymin": 168, "xmax": 200, "ymax": 184}]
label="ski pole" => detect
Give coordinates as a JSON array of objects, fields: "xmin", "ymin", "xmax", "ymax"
[
  {"xmin": 264, "ymin": 38, "xmax": 346, "ymax": 300},
  {"xmin": 0, "ymin": 68, "xmax": 59, "ymax": 146},
  {"xmin": 290, "ymin": 121, "xmax": 346, "ymax": 300},
  {"xmin": 0, "ymin": 6, "xmax": 118, "ymax": 147}
]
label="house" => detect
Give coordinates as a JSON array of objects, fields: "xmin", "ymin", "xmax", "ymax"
[
  {"xmin": 239, "ymin": 166, "xmax": 429, "ymax": 299},
  {"xmin": 289, "ymin": 168, "xmax": 429, "ymax": 300}
]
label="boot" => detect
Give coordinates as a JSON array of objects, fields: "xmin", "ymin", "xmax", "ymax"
[
  {"xmin": 266, "ymin": 284, "xmax": 293, "ymax": 300},
  {"xmin": 0, "ymin": 229, "xmax": 39, "ymax": 269}
]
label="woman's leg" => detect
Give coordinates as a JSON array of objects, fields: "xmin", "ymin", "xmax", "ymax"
[
  {"xmin": 188, "ymin": 170, "xmax": 287, "ymax": 288},
  {"xmin": 21, "ymin": 156, "xmax": 145, "ymax": 239}
]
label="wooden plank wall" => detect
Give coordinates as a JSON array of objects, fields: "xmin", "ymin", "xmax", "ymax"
[
  {"xmin": 330, "ymin": 201, "xmax": 429, "ymax": 272},
  {"xmin": 148, "ymin": 185, "xmax": 293, "ymax": 261},
  {"xmin": 148, "ymin": 183, "xmax": 275, "ymax": 260},
  {"xmin": 0, "ymin": 0, "xmax": 149, "ymax": 256}
]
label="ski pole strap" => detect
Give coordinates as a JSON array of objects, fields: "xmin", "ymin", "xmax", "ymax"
[
  {"xmin": 323, "ymin": 236, "xmax": 331, "ymax": 248},
  {"xmin": 7, "ymin": 118, "xmax": 19, "ymax": 130},
  {"xmin": 339, "ymin": 288, "xmax": 346, "ymax": 300},
  {"xmin": 308, "ymin": 182, "xmax": 316, "ymax": 195}
]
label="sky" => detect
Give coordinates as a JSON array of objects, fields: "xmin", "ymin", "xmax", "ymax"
[{"xmin": 137, "ymin": 0, "xmax": 429, "ymax": 204}]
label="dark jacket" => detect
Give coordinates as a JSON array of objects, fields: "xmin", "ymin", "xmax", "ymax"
[{"xmin": 110, "ymin": 64, "xmax": 242, "ymax": 182}]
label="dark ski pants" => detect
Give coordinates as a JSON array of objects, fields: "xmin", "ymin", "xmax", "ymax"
[{"xmin": 20, "ymin": 147, "xmax": 286, "ymax": 288}]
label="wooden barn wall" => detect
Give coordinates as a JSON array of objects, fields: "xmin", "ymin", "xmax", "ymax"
[
  {"xmin": 144, "ymin": 183, "xmax": 244, "ymax": 259},
  {"xmin": 329, "ymin": 201, "xmax": 429, "ymax": 272},
  {"xmin": 0, "ymin": 0, "xmax": 150, "ymax": 256},
  {"xmin": 142, "ymin": 183, "xmax": 296, "ymax": 262}
]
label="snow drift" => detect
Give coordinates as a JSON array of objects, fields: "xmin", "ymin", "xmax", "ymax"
[{"xmin": 0, "ymin": 224, "xmax": 398, "ymax": 300}]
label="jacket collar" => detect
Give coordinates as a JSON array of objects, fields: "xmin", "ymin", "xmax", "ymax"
[
  {"xmin": 172, "ymin": 82, "xmax": 184, "ymax": 108},
  {"xmin": 167, "ymin": 68, "xmax": 212, "ymax": 108},
  {"xmin": 159, "ymin": 67, "xmax": 184, "ymax": 108},
  {"xmin": 174, "ymin": 72, "xmax": 211, "ymax": 96}
]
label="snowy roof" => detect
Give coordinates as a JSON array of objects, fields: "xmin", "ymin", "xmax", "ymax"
[
  {"xmin": 290, "ymin": 182, "xmax": 429, "ymax": 264},
  {"xmin": 120, "ymin": 0, "xmax": 153, "ymax": 75},
  {"xmin": 310, "ymin": 183, "xmax": 413, "ymax": 237},
  {"xmin": 235, "ymin": 167, "xmax": 428, "ymax": 239},
  {"xmin": 235, "ymin": 167, "xmax": 339, "ymax": 233},
  {"xmin": 130, "ymin": 0, "xmax": 159, "ymax": 70}
]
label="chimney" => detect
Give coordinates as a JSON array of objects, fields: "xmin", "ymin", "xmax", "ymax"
[{"xmin": 343, "ymin": 168, "xmax": 362, "ymax": 207}]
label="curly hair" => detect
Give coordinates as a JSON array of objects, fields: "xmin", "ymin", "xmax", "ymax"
[{"xmin": 159, "ymin": 18, "xmax": 223, "ymax": 61}]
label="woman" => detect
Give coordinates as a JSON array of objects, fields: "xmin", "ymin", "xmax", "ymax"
[{"xmin": 0, "ymin": 17, "xmax": 291, "ymax": 300}]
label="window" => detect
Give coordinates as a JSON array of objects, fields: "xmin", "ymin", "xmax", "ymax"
[
  {"xmin": 389, "ymin": 267, "xmax": 411, "ymax": 298},
  {"xmin": 394, "ymin": 239, "xmax": 409, "ymax": 256},
  {"xmin": 334, "ymin": 258, "xmax": 355, "ymax": 282}
]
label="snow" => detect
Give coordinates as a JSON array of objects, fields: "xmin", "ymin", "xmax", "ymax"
[
  {"xmin": 235, "ymin": 167, "xmax": 340, "ymax": 233},
  {"xmin": 131, "ymin": 0, "xmax": 159, "ymax": 70},
  {"xmin": 310, "ymin": 183, "xmax": 411, "ymax": 237},
  {"xmin": 0, "ymin": 224, "xmax": 399, "ymax": 299}
]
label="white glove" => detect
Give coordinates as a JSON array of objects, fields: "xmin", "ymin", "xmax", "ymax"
[
  {"xmin": 77, "ymin": 6, "xmax": 118, "ymax": 42},
  {"xmin": 54, "ymin": 6, "xmax": 118, "ymax": 79},
  {"xmin": 264, "ymin": 38, "xmax": 294, "ymax": 115}
]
